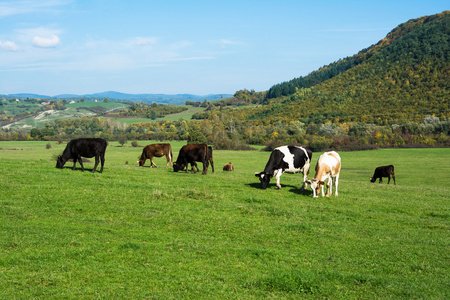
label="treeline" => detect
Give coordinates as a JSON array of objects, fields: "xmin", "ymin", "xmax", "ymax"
[
  {"xmin": 118, "ymin": 102, "xmax": 188, "ymax": 120},
  {"xmin": 1, "ymin": 114, "xmax": 449, "ymax": 151}
]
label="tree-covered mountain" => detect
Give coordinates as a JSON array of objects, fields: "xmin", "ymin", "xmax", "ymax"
[{"xmin": 207, "ymin": 11, "xmax": 449, "ymax": 125}]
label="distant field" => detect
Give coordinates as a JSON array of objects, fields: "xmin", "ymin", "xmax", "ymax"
[
  {"xmin": 0, "ymin": 100, "xmax": 41, "ymax": 116},
  {"xmin": 3, "ymin": 101, "xmax": 204, "ymax": 128},
  {"xmin": 0, "ymin": 143, "xmax": 448, "ymax": 298},
  {"xmin": 4, "ymin": 102, "xmax": 129, "ymax": 128},
  {"xmin": 102, "ymin": 106, "xmax": 205, "ymax": 125}
]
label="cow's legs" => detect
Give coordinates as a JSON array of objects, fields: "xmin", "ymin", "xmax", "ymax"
[
  {"xmin": 76, "ymin": 156, "xmax": 85, "ymax": 171},
  {"xmin": 379, "ymin": 177, "xmax": 383, "ymax": 183},
  {"xmin": 392, "ymin": 174, "xmax": 396, "ymax": 185},
  {"xmin": 92, "ymin": 155, "xmax": 99, "ymax": 173},
  {"xmin": 275, "ymin": 169, "xmax": 283, "ymax": 189},
  {"xmin": 209, "ymin": 158, "xmax": 214, "ymax": 173},
  {"xmin": 99, "ymin": 154, "xmax": 105, "ymax": 173},
  {"xmin": 191, "ymin": 162, "xmax": 199, "ymax": 173},
  {"xmin": 150, "ymin": 158, "xmax": 158, "ymax": 168},
  {"xmin": 300, "ymin": 171, "xmax": 308, "ymax": 190},
  {"xmin": 202, "ymin": 161, "xmax": 208, "ymax": 175},
  {"xmin": 334, "ymin": 174, "xmax": 339, "ymax": 196},
  {"xmin": 326, "ymin": 178, "xmax": 332, "ymax": 196}
]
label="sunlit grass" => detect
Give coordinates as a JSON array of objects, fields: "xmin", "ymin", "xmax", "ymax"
[{"xmin": 0, "ymin": 142, "xmax": 448, "ymax": 298}]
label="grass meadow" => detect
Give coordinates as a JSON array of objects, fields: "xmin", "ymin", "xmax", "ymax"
[{"xmin": 0, "ymin": 141, "xmax": 448, "ymax": 299}]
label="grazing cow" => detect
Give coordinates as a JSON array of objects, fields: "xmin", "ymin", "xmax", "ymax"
[
  {"xmin": 223, "ymin": 162, "xmax": 234, "ymax": 171},
  {"xmin": 137, "ymin": 143, "xmax": 173, "ymax": 168},
  {"xmin": 255, "ymin": 145, "xmax": 312, "ymax": 190},
  {"xmin": 370, "ymin": 165, "xmax": 396, "ymax": 185},
  {"xmin": 307, "ymin": 151, "xmax": 341, "ymax": 197},
  {"xmin": 56, "ymin": 138, "xmax": 107, "ymax": 173},
  {"xmin": 173, "ymin": 144, "xmax": 214, "ymax": 175}
]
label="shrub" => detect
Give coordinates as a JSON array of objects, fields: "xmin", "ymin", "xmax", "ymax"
[{"xmin": 308, "ymin": 136, "xmax": 332, "ymax": 152}]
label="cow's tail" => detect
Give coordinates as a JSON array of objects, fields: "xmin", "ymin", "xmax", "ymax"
[{"xmin": 169, "ymin": 145, "xmax": 173, "ymax": 166}]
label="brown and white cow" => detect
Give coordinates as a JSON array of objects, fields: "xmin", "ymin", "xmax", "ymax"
[
  {"xmin": 173, "ymin": 143, "xmax": 214, "ymax": 175},
  {"xmin": 223, "ymin": 162, "xmax": 234, "ymax": 171},
  {"xmin": 307, "ymin": 151, "xmax": 341, "ymax": 197},
  {"xmin": 137, "ymin": 143, "xmax": 173, "ymax": 168}
]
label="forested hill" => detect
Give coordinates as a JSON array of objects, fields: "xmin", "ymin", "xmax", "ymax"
[{"xmin": 228, "ymin": 11, "xmax": 449, "ymax": 124}]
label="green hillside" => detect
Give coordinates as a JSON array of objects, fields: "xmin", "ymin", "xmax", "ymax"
[{"xmin": 203, "ymin": 11, "xmax": 449, "ymax": 125}]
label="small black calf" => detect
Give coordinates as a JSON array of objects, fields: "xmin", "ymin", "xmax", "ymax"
[{"xmin": 370, "ymin": 165, "xmax": 395, "ymax": 185}]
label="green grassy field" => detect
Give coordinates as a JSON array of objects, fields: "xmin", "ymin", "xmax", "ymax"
[{"xmin": 0, "ymin": 141, "xmax": 448, "ymax": 299}]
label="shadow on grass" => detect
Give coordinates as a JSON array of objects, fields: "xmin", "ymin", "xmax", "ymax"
[{"xmin": 246, "ymin": 182, "xmax": 313, "ymax": 196}]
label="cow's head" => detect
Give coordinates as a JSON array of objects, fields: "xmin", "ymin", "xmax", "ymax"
[
  {"xmin": 56, "ymin": 155, "xmax": 65, "ymax": 169},
  {"xmin": 369, "ymin": 177, "xmax": 376, "ymax": 183},
  {"xmin": 306, "ymin": 179, "xmax": 325, "ymax": 197},
  {"xmin": 137, "ymin": 159, "xmax": 144, "ymax": 167},
  {"xmin": 173, "ymin": 162, "xmax": 185, "ymax": 172},
  {"xmin": 255, "ymin": 172, "xmax": 272, "ymax": 189}
]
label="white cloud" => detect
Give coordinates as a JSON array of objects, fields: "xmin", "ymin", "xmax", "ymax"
[
  {"xmin": 32, "ymin": 34, "xmax": 61, "ymax": 47},
  {"xmin": 0, "ymin": 40, "xmax": 19, "ymax": 51}
]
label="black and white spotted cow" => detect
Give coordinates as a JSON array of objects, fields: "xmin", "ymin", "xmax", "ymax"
[{"xmin": 255, "ymin": 145, "xmax": 312, "ymax": 190}]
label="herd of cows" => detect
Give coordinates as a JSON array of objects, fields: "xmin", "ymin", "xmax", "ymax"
[{"xmin": 56, "ymin": 138, "xmax": 396, "ymax": 197}]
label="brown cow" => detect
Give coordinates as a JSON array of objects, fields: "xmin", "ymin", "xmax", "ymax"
[
  {"xmin": 223, "ymin": 162, "xmax": 234, "ymax": 171},
  {"xmin": 137, "ymin": 143, "xmax": 173, "ymax": 168}
]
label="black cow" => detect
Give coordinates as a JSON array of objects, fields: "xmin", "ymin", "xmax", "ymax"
[
  {"xmin": 255, "ymin": 145, "xmax": 312, "ymax": 190},
  {"xmin": 370, "ymin": 165, "xmax": 396, "ymax": 185},
  {"xmin": 173, "ymin": 143, "xmax": 214, "ymax": 175},
  {"xmin": 56, "ymin": 138, "xmax": 107, "ymax": 173}
]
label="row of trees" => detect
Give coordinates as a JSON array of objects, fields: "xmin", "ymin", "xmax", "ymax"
[
  {"xmin": 119, "ymin": 102, "xmax": 188, "ymax": 119},
  {"xmin": 1, "ymin": 115, "xmax": 448, "ymax": 151}
]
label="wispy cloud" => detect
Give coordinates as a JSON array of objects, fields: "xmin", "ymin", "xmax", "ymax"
[
  {"xmin": 212, "ymin": 39, "xmax": 242, "ymax": 49},
  {"xmin": 0, "ymin": 0, "xmax": 71, "ymax": 17}
]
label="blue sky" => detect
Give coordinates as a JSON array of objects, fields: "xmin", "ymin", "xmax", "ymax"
[{"xmin": 0, "ymin": 0, "xmax": 448, "ymax": 96}]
